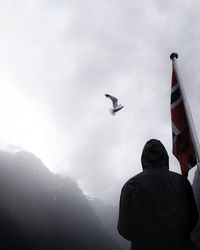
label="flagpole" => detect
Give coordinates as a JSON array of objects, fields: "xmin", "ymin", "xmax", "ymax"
[{"xmin": 170, "ymin": 52, "xmax": 200, "ymax": 168}]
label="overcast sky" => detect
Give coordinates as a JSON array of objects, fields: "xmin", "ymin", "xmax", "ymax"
[{"xmin": 0, "ymin": 0, "xmax": 200, "ymax": 205}]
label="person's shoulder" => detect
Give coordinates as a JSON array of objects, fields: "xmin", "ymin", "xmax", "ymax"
[
  {"xmin": 168, "ymin": 170, "xmax": 191, "ymax": 184},
  {"xmin": 168, "ymin": 170, "xmax": 186, "ymax": 178},
  {"xmin": 122, "ymin": 172, "xmax": 143, "ymax": 191},
  {"xmin": 126, "ymin": 171, "xmax": 144, "ymax": 183}
]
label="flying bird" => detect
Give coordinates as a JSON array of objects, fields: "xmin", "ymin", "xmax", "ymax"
[{"xmin": 105, "ymin": 94, "xmax": 124, "ymax": 115}]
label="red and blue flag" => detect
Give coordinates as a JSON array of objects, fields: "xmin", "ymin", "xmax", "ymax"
[{"xmin": 171, "ymin": 64, "xmax": 197, "ymax": 177}]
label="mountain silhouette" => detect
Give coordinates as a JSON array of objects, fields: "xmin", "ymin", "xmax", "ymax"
[{"xmin": 0, "ymin": 150, "xmax": 122, "ymax": 250}]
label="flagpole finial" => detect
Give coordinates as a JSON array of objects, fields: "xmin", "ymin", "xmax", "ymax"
[{"xmin": 170, "ymin": 52, "xmax": 178, "ymax": 60}]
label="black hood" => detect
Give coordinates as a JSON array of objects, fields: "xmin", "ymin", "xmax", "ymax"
[{"xmin": 141, "ymin": 139, "xmax": 169, "ymax": 170}]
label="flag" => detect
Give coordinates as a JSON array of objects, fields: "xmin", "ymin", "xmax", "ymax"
[{"xmin": 171, "ymin": 63, "xmax": 197, "ymax": 177}]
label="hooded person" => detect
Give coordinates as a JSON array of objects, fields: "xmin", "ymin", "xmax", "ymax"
[{"xmin": 118, "ymin": 139, "xmax": 198, "ymax": 250}]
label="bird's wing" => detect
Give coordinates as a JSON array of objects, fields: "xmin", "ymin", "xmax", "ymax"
[{"xmin": 105, "ymin": 94, "xmax": 118, "ymax": 108}]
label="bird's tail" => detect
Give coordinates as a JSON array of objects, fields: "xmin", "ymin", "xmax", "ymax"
[{"xmin": 109, "ymin": 108, "xmax": 115, "ymax": 115}]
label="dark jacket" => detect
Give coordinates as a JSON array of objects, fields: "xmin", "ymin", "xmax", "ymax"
[{"xmin": 118, "ymin": 139, "xmax": 198, "ymax": 250}]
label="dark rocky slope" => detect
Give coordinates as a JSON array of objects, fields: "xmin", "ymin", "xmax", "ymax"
[{"xmin": 0, "ymin": 150, "xmax": 122, "ymax": 250}]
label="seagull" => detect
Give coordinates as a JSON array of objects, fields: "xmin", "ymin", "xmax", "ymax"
[{"xmin": 105, "ymin": 94, "xmax": 124, "ymax": 115}]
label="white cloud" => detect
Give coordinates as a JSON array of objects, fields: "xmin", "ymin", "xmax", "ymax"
[{"xmin": 0, "ymin": 0, "xmax": 199, "ymax": 204}]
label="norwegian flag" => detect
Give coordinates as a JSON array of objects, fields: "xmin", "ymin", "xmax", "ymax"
[{"xmin": 171, "ymin": 63, "xmax": 197, "ymax": 177}]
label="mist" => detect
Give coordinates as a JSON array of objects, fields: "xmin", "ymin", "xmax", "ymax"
[
  {"xmin": 0, "ymin": 1, "xmax": 200, "ymax": 248},
  {"xmin": 0, "ymin": 0, "xmax": 200, "ymax": 205},
  {"xmin": 0, "ymin": 150, "xmax": 130, "ymax": 249}
]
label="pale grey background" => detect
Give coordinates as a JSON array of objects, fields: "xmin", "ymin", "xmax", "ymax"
[{"xmin": 0, "ymin": 0, "xmax": 199, "ymax": 205}]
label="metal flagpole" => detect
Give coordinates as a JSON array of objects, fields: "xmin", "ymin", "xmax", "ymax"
[{"xmin": 170, "ymin": 53, "xmax": 200, "ymax": 170}]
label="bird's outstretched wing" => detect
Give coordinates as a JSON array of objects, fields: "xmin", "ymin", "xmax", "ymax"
[{"xmin": 105, "ymin": 94, "xmax": 118, "ymax": 108}]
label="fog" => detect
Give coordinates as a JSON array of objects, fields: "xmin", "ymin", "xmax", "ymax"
[
  {"xmin": 0, "ymin": 0, "xmax": 200, "ymax": 206},
  {"xmin": 0, "ymin": 150, "xmax": 129, "ymax": 249}
]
